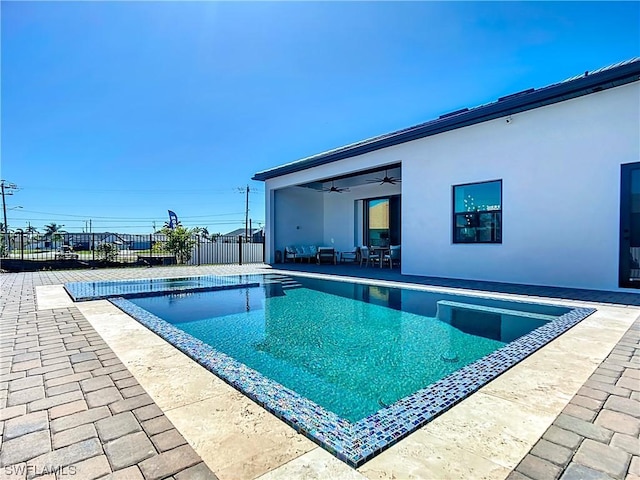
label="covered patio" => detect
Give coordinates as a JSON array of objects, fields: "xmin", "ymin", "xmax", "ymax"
[{"xmin": 262, "ymin": 163, "xmax": 402, "ymax": 265}]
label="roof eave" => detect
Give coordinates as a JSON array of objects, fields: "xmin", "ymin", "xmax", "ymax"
[{"xmin": 253, "ymin": 60, "xmax": 640, "ymax": 182}]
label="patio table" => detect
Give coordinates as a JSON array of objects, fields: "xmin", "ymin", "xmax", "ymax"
[{"xmin": 371, "ymin": 246, "xmax": 390, "ymax": 268}]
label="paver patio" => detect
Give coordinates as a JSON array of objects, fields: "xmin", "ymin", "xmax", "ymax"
[{"xmin": 1, "ymin": 264, "xmax": 638, "ymax": 479}]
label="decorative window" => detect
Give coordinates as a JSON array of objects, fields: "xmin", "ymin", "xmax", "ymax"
[{"xmin": 453, "ymin": 180, "xmax": 502, "ymax": 244}]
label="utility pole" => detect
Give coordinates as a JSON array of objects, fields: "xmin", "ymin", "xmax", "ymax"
[
  {"xmin": 244, "ymin": 185, "xmax": 249, "ymax": 241},
  {"xmin": 237, "ymin": 185, "xmax": 250, "ymax": 241},
  {"xmin": 1, "ymin": 180, "xmax": 18, "ymax": 254}
]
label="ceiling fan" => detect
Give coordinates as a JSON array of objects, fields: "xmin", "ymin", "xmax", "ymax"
[
  {"xmin": 366, "ymin": 169, "xmax": 401, "ymax": 185},
  {"xmin": 322, "ymin": 181, "xmax": 349, "ymax": 193}
]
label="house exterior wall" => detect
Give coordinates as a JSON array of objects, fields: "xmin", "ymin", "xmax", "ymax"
[
  {"xmin": 273, "ymin": 187, "xmax": 324, "ymax": 251},
  {"xmin": 401, "ymin": 82, "xmax": 638, "ymax": 290},
  {"xmin": 264, "ymin": 82, "xmax": 639, "ymax": 290}
]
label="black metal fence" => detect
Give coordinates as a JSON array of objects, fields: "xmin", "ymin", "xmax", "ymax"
[{"xmin": 0, "ymin": 232, "xmax": 265, "ymax": 271}]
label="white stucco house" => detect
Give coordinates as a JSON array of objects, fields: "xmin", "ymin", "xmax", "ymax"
[{"xmin": 253, "ymin": 58, "xmax": 640, "ymax": 292}]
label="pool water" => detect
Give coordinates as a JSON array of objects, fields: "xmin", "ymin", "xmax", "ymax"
[{"xmin": 128, "ymin": 274, "xmax": 567, "ymax": 422}]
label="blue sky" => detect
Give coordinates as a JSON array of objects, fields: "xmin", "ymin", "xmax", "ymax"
[{"xmin": 2, "ymin": 1, "xmax": 639, "ymax": 234}]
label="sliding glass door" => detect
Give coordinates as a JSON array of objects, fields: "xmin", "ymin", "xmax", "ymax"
[
  {"xmin": 365, "ymin": 196, "xmax": 400, "ymax": 247},
  {"xmin": 620, "ymin": 162, "xmax": 640, "ymax": 288}
]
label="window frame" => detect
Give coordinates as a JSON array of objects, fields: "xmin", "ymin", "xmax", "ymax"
[{"xmin": 452, "ymin": 179, "xmax": 502, "ymax": 244}]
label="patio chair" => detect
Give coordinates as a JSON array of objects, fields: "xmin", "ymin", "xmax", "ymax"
[
  {"xmin": 360, "ymin": 246, "xmax": 380, "ymax": 267},
  {"xmin": 340, "ymin": 247, "xmax": 360, "ymax": 263},
  {"xmin": 382, "ymin": 245, "xmax": 401, "ymax": 268},
  {"xmin": 317, "ymin": 247, "xmax": 336, "ymax": 265}
]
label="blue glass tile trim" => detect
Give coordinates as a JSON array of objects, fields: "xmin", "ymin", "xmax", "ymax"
[{"xmin": 102, "ymin": 280, "xmax": 595, "ymax": 468}]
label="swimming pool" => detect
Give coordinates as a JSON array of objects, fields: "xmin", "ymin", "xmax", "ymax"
[{"xmin": 68, "ymin": 273, "xmax": 595, "ymax": 466}]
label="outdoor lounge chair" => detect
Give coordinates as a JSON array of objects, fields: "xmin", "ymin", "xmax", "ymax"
[{"xmin": 359, "ymin": 246, "xmax": 380, "ymax": 267}]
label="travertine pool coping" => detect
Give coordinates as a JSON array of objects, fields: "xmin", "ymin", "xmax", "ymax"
[{"xmin": 36, "ymin": 269, "xmax": 640, "ymax": 480}]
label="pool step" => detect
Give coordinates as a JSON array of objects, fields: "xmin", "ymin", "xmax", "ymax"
[
  {"xmin": 279, "ymin": 277, "xmax": 303, "ymax": 290},
  {"xmin": 435, "ymin": 300, "xmax": 553, "ymax": 343},
  {"xmin": 262, "ymin": 273, "xmax": 303, "ymax": 290},
  {"xmin": 436, "ymin": 300, "xmax": 557, "ymax": 323}
]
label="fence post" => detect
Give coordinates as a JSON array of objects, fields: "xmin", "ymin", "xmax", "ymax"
[
  {"xmin": 20, "ymin": 232, "xmax": 24, "ymax": 261},
  {"xmin": 238, "ymin": 235, "xmax": 243, "ymax": 265},
  {"xmin": 149, "ymin": 234, "xmax": 153, "ymax": 260},
  {"xmin": 262, "ymin": 233, "xmax": 266, "ymax": 263},
  {"xmin": 197, "ymin": 235, "xmax": 200, "ymax": 266},
  {"xmin": 92, "ymin": 233, "xmax": 95, "ymax": 261}
]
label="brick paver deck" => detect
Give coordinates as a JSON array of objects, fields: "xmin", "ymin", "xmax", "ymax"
[
  {"xmin": 510, "ymin": 319, "xmax": 640, "ymax": 480},
  {"xmin": 1, "ymin": 264, "xmax": 639, "ymax": 479},
  {"xmin": 0, "ymin": 267, "xmax": 225, "ymax": 480}
]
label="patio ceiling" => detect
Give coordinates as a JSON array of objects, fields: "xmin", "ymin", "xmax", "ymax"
[{"xmin": 297, "ymin": 162, "xmax": 401, "ymax": 191}]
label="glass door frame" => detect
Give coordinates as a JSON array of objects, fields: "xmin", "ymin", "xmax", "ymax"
[
  {"xmin": 619, "ymin": 162, "xmax": 640, "ymax": 288},
  {"xmin": 363, "ymin": 195, "xmax": 401, "ymax": 247}
]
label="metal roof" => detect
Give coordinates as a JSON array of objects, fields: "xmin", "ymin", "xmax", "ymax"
[{"xmin": 253, "ymin": 58, "xmax": 640, "ymax": 181}]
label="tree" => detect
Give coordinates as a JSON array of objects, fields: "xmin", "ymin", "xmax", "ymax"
[
  {"xmin": 161, "ymin": 226, "xmax": 196, "ymax": 264},
  {"xmin": 95, "ymin": 242, "xmax": 119, "ymax": 262},
  {"xmin": 44, "ymin": 223, "xmax": 64, "ymax": 245},
  {"xmin": 25, "ymin": 225, "xmax": 38, "ymax": 246},
  {"xmin": 193, "ymin": 226, "xmax": 210, "ymax": 240},
  {"xmin": 163, "ymin": 219, "xmax": 182, "ymax": 230}
]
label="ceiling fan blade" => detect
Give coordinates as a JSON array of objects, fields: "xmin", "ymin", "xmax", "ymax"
[{"xmin": 322, "ymin": 184, "xmax": 349, "ymax": 193}]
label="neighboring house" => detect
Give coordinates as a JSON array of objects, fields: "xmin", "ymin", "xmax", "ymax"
[
  {"xmin": 32, "ymin": 232, "xmax": 168, "ymax": 251},
  {"xmin": 30, "ymin": 232, "xmax": 117, "ymax": 250},
  {"xmin": 223, "ymin": 228, "xmax": 265, "ymax": 242},
  {"xmin": 253, "ymin": 58, "xmax": 640, "ymax": 292},
  {"xmin": 62, "ymin": 233, "xmax": 129, "ymax": 250}
]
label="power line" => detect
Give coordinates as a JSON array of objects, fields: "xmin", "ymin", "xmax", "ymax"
[
  {"xmin": 15, "ymin": 209, "xmax": 246, "ymax": 220},
  {"xmin": 17, "ymin": 185, "xmax": 264, "ymax": 195}
]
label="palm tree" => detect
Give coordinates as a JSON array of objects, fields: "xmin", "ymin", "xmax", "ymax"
[
  {"xmin": 193, "ymin": 226, "xmax": 210, "ymax": 240},
  {"xmin": 43, "ymin": 223, "xmax": 64, "ymax": 247},
  {"xmin": 25, "ymin": 225, "xmax": 39, "ymax": 249}
]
